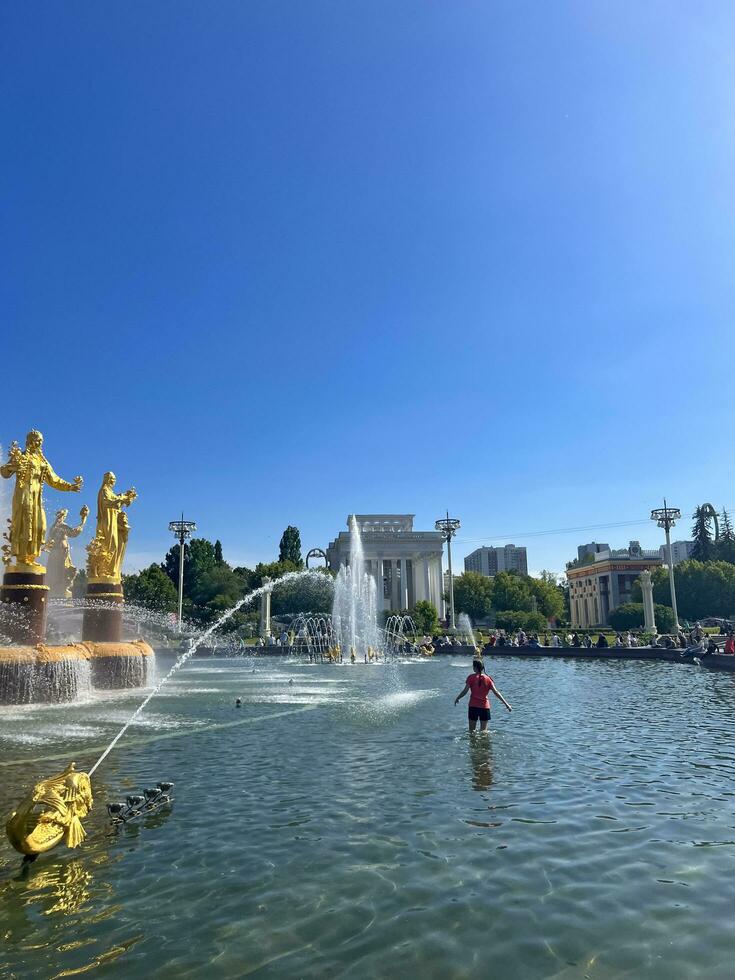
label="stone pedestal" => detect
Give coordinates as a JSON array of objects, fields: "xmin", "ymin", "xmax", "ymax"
[
  {"xmin": 0, "ymin": 568, "xmax": 48, "ymax": 644},
  {"xmin": 82, "ymin": 580, "xmax": 123, "ymax": 642}
]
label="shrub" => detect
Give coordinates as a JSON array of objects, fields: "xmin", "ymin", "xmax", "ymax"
[{"xmin": 411, "ymin": 600, "xmax": 439, "ymax": 634}]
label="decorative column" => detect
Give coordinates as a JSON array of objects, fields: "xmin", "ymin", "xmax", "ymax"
[
  {"xmin": 413, "ymin": 558, "xmax": 424, "ymax": 602},
  {"xmin": 259, "ymin": 577, "xmax": 273, "ymax": 638},
  {"xmin": 390, "ymin": 559, "xmax": 400, "ymax": 611},
  {"xmin": 374, "ymin": 558, "xmax": 384, "ymax": 613},
  {"xmin": 640, "ymin": 569, "xmax": 657, "ymax": 633},
  {"xmin": 398, "ymin": 558, "xmax": 409, "ymax": 609}
]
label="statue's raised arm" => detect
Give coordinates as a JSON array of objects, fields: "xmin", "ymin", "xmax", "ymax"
[{"xmin": 0, "ymin": 430, "xmax": 84, "ymax": 571}]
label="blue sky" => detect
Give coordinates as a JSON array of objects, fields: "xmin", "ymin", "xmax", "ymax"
[{"xmin": 2, "ymin": 2, "xmax": 734, "ymax": 577}]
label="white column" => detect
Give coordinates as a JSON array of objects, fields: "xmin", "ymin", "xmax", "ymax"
[
  {"xmin": 398, "ymin": 558, "xmax": 409, "ymax": 609},
  {"xmin": 424, "ymin": 559, "xmax": 432, "ymax": 607},
  {"xmin": 259, "ymin": 579, "xmax": 272, "ymax": 638},
  {"xmin": 390, "ymin": 559, "xmax": 400, "ymax": 611},
  {"xmin": 374, "ymin": 558, "xmax": 384, "ymax": 613},
  {"xmin": 413, "ymin": 558, "xmax": 424, "ymax": 602},
  {"xmin": 640, "ymin": 569, "xmax": 656, "ymax": 632},
  {"xmin": 428, "ymin": 558, "xmax": 441, "ymax": 615}
]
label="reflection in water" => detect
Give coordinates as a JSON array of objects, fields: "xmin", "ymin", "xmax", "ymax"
[
  {"xmin": 28, "ymin": 859, "xmax": 94, "ymax": 915},
  {"xmin": 468, "ymin": 733, "xmax": 493, "ymax": 792}
]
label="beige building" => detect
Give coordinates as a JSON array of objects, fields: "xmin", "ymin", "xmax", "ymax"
[
  {"xmin": 567, "ymin": 541, "xmax": 662, "ymax": 627},
  {"xmin": 326, "ymin": 515, "xmax": 444, "ymax": 614}
]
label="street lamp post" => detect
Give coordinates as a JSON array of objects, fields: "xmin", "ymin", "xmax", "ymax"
[
  {"xmin": 651, "ymin": 499, "xmax": 681, "ymax": 633},
  {"xmin": 168, "ymin": 515, "xmax": 197, "ymax": 631},
  {"xmin": 435, "ymin": 511, "xmax": 461, "ymax": 630}
]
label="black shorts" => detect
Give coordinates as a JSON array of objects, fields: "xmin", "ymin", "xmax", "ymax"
[{"xmin": 468, "ymin": 706, "xmax": 490, "ymax": 722}]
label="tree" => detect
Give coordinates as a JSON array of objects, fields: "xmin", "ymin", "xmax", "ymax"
[
  {"xmin": 717, "ymin": 508, "xmax": 735, "ymax": 564},
  {"xmin": 279, "ymin": 526, "xmax": 303, "ymax": 567},
  {"xmin": 491, "ymin": 571, "xmax": 533, "ymax": 613},
  {"xmin": 607, "ymin": 603, "xmax": 676, "ymax": 634},
  {"xmin": 72, "ymin": 568, "xmax": 87, "ymax": 600},
  {"xmin": 608, "ymin": 603, "xmax": 645, "ymax": 631},
  {"xmin": 412, "ymin": 600, "xmax": 439, "ymax": 634},
  {"xmin": 214, "ymin": 539, "xmax": 224, "ymax": 564},
  {"xmin": 123, "ymin": 564, "xmax": 178, "ymax": 612},
  {"xmin": 691, "ymin": 506, "xmax": 715, "ymax": 562},
  {"xmin": 453, "ymin": 572, "xmax": 494, "ymax": 620},
  {"xmin": 271, "ymin": 567, "xmax": 334, "ymax": 615},
  {"xmin": 528, "ymin": 576, "xmax": 564, "ymax": 620},
  {"xmin": 162, "ymin": 538, "xmax": 218, "ymax": 595},
  {"xmin": 495, "ymin": 610, "xmax": 547, "ymax": 632},
  {"xmin": 633, "ymin": 559, "xmax": 735, "ymax": 621}
]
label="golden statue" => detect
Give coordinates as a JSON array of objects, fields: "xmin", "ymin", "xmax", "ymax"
[
  {"xmin": 6, "ymin": 762, "xmax": 93, "ymax": 856},
  {"xmin": 44, "ymin": 505, "xmax": 90, "ymax": 598},
  {"xmin": 86, "ymin": 472, "xmax": 137, "ymax": 583},
  {"xmin": 0, "ymin": 431, "xmax": 83, "ymax": 571}
]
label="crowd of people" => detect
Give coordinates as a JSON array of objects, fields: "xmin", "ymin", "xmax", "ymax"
[{"xmin": 477, "ymin": 624, "xmax": 735, "ymax": 655}]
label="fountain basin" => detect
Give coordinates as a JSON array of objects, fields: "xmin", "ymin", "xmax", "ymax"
[
  {"xmin": 86, "ymin": 639, "xmax": 153, "ymax": 690},
  {"xmin": 0, "ymin": 640, "xmax": 153, "ymax": 704}
]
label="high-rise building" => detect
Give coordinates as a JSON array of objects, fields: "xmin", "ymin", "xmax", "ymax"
[
  {"xmin": 577, "ymin": 542, "xmax": 610, "ymax": 562},
  {"xmin": 659, "ymin": 540, "xmax": 694, "ymax": 565},
  {"xmin": 464, "ymin": 545, "xmax": 528, "ymax": 577}
]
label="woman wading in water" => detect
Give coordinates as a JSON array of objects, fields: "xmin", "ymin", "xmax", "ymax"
[{"xmin": 455, "ymin": 658, "xmax": 512, "ymax": 731}]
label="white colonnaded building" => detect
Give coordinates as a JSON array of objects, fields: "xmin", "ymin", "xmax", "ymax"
[{"xmin": 326, "ymin": 515, "xmax": 445, "ymax": 615}]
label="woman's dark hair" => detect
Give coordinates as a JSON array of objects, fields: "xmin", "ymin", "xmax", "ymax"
[{"xmin": 472, "ymin": 658, "xmax": 484, "ymax": 674}]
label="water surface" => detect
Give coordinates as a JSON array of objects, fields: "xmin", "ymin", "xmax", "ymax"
[{"xmin": 1, "ymin": 656, "xmax": 735, "ymax": 978}]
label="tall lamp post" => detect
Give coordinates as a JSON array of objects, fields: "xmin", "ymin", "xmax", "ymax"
[
  {"xmin": 651, "ymin": 500, "xmax": 681, "ymax": 633},
  {"xmin": 435, "ymin": 511, "xmax": 461, "ymax": 630},
  {"xmin": 168, "ymin": 515, "xmax": 196, "ymax": 631}
]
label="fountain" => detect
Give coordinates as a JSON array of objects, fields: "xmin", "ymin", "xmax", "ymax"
[
  {"xmin": 331, "ymin": 515, "xmax": 382, "ymax": 660},
  {"xmin": 0, "ymin": 430, "xmax": 153, "ymax": 705}
]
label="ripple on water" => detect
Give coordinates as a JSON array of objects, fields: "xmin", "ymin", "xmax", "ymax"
[{"xmin": 2, "ymin": 658, "xmax": 735, "ymax": 979}]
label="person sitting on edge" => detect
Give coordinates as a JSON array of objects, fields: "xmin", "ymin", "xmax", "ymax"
[
  {"xmin": 454, "ymin": 658, "xmax": 512, "ymax": 732},
  {"xmin": 583, "ymin": 633, "xmax": 593, "ymax": 649},
  {"xmin": 650, "ymin": 633, "xmax": 660, "ymax": 648},
  {"xmin": 551, "ymin": 633, "xmax": 562, "ymax": 648},
  {"xmin": 596, "ymin": 633, "xmax": 609, "ymax": 648},
  {"xmin": 517, "ymin": 629, "xmax": 527, "ymax": 647},
  {"xmin": 528, "ymin": 634, "xmax": 541, "ymax": 648},
  {"xmin": 725, "ymin": 632, "xmax": 735, "ymax": 656},
  {"xmin": 663, "ymin": 634, "xmax": 675, "ymax": 648},
  {"xmin": 571, "ymin": 632, "xmax": 581, "ymax": 647}
]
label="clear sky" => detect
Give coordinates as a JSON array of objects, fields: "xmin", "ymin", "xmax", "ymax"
[{"xmin": 3, "ymin": 2, "xmax": 735, "ymax": 577}]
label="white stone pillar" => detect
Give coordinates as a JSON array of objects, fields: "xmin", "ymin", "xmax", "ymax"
[
  {"xmin": 390, "ymin": 559, "xmax": 400, "ymax": 611},
  {"xmin": 374, "ymin": 558, "xmax": 384, "ymax": 613},
  {"xmin": 429, "ymin": 558, "xmax": 442, "ymax": 616},
  {"xmin": 398, "ymin": 558, "xmax": 409, "ymax": 609},
  {"xmin": 424, "ymin": 559, "xmax": 432, "ymax": 607},
  {"xmin": 640, "ymin": 569, "xmax": 656, "ymax": 633},
  {"xmin": 259, "ymin": 578, "xmax": 272, "ymax": 638},
  {"xmin": 416, "ymin": 559, "xmax": 425, "ymax": 607}
]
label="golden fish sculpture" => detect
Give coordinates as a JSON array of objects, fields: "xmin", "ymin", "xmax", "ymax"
[{"xmin": 6, "ymin": 762, "xmax": 93, "ymax": 856}]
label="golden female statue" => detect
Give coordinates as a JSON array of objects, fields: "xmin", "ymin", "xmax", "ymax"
[
  {"xmin": 0, "ymin": 431, "xmax": 83, "ymax": 571},
  {"xmin": 86, "ymin": 472, "xmax": 137, "ymax": 582},
  {"xmin": 45, "ymin": 505, "xmax": 90, "ymax": 598}
]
